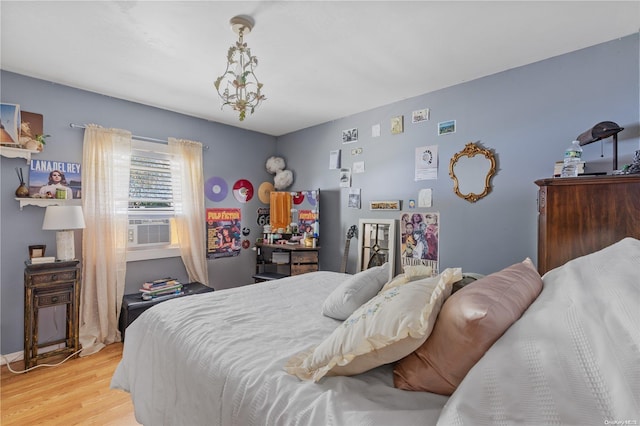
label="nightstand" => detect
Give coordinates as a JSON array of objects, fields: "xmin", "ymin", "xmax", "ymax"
[
  {"xmin": 119, "ymin": 282, "xmax": 213, "ymax": 341},
  {"xmin": 24, "ymin": 260, "xmax": 81, "ymax": 370}
]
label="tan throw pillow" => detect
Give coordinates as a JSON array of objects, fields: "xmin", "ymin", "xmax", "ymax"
[
  {"xmin": 286, "ymin": 268, "xmax": 462, "ymax": 382},
  {"xmin": 321, "ymin": 263, "xmax": 390, "ymax": 320},
  {"xmin": 379, "ymin": 264, "xmax": 434, "ymax": 293},
  {"xmin": 393, "ymin": 258, "xmax": 542, "ymax": 395}
]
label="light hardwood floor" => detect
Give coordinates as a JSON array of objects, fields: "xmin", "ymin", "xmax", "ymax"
[{"xmin": 1, "ymin": 343, "xmax": 139, "ymax": 425}]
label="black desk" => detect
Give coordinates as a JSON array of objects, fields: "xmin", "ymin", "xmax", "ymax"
[{"xmin": 119, "ymin": 282, "xmax": 213, "ymax": 341}]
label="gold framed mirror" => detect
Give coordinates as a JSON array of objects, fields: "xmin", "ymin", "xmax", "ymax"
[{"xmin": 449, "ymin": 142, "xmax": 496, "ymax": 203}]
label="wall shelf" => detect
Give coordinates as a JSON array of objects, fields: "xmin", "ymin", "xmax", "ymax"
[
  {"xmin": 1, "ymin": 146, "xmax": 39, "ymax": 163},
  {"xmin": 15, "ymin": 197, "xmax": 81, "ymax": 211}
]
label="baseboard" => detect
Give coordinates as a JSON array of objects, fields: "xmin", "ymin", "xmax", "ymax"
[{"xmin": 1, "ymin": 343, "xmax": 65, "ymax": 366}]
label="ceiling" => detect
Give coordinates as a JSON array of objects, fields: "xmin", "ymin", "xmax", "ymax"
[{"xmin": 1, "ymin": 1, "xmax": 639, "ymax": 137}]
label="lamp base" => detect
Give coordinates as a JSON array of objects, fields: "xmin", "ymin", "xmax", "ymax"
[{"xmin": 56, "ymin": 230, "xmax": 76, "ymax": 261}]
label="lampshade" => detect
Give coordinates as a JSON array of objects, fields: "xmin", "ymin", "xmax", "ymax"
[
  {"xmin": 42, "ymin": 205, "xmax": 86, "ymax": 231},
  {"xmin": 42, "ymin": 206, "xmax": 86, "ymax": 261}
]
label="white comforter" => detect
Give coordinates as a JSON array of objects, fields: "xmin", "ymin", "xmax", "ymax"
[
  {"xmin": 438, "ymin": 237, "xmax": 640, "ymax": 425},
  {"xmin": 111, "ymin": 271, "xmax": 448, "ymax": 426},
  {"xmin": 112, "ymin": 238, "xmax": 640, "ymax": 426}
]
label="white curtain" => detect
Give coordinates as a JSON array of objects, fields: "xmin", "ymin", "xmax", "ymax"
[
  {"xmin": 169, "ymin": 138, "xmax": 209, "ymax": 286},
  {"xmin": 80, "ymin": 125, "xmax": 132, "ymax": 356}
]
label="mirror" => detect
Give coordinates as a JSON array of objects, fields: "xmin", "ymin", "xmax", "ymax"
[
  {"xmin": 269, "ymin": 189, "xmax": 320, "ymax": 238},
  {"xmin": 449, "ymin": 142, "xmax": 496, "ymax": 203},
  {"xmin": 357, "ymin": 218, "xmax": 396, "ymax": 281}
]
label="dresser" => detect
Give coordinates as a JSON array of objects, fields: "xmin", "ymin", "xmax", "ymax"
[
  {"xmin": 254, "ymin": 242, "xmax": 320, "ymax": 282},
  {"xmin": 535, "ymin": 175, "xmax": 640, "ymax": 275},
  {"xmin": 24, "ymin": 260, "xmax": 81, "ymax": 369}
]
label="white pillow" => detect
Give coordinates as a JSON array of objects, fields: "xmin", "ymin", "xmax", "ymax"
[
  {"xmin": 286, "ymin": 268, "xmax": 462, "ymax": 382},
  {"xmin": 321, "ymin": 263, "xmax": 390, "ymax": 320}
]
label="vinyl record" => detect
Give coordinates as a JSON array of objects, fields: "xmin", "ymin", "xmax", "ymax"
[
  {"xmin": 292, "ymin": 192, "xmax": 305, "ymax": 205},
  {"xmin": 205, "ymin": 176, "xmax": 228, "ymax": 202},
  {"xmin": 257, "ymin": 181, "xmax": 274, "ymax": 204},
  {"xmin": 233, "ymin": 179, "xmax": 254, "ymax": 203},
  {"xmin": 306, "ymin": 190, "xmax": 318, "ymax": 206}
]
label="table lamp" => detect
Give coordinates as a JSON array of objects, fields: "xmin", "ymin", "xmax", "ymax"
[{"xmin": 42, "ymin": 205, "xmax": 86, "ymax": 261}]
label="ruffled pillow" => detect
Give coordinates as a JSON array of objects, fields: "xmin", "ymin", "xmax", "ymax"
[{"xmin": 286, "ymin": 268, "xmax": 462, "ymax": 382}]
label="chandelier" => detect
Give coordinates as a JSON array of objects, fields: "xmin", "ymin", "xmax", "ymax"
[{"xmin": 214, "ymin": 16, "xmax": 266, "ymax": 121}]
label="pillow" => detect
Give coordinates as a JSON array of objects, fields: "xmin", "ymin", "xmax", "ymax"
[
  {"xmin": 393, "ymin": 258, "xmax": 542, "ymax": 395},
  {"xmin": 321, "ymin": 263, "xmax": 390, "ymax": 320},
  {"xmin": 379, "ymin": 264, "xmax": 433, "ymax": 293},
  {"xmin": 286, "ymin": 268, "xmax": 462, "ymax": 382}
]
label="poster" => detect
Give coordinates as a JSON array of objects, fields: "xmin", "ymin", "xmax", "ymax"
[
  {"xmin": 298, "ymin": 209, "xmax": 318, "ymax": 235},
  {"xmin": 415, "ymin": 145, "xmax": 438, "ymax": 181},
  {"xmin": 29, "ymin": 159, "xmax": 81, "ymax": 199},
  {"xmin": 206, "ymin": 208, "xmax": 242, "ymax": 259},
  {"xmin": 400, "ymin": 212, "xmax": 439, "ymax": 274}
]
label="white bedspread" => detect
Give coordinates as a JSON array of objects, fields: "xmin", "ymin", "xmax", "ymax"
[
  {"xmin": 111, "ymin": 271, "xmax": 448, "ymax": 426},
  {"xmin": 438, "ymin": 237, "xmax": 640, "ymax": 425}
]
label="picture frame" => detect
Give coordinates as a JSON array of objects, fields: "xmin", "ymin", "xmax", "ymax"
[
  {"xmin": 438, "ymin": 119, "xmax": 456, "ymax": 135},
  {"xmin": 369, "ymin": 200, "xmax": 401, "ymax": 211},
  {"xmin": 391, "ymin": 116, "xmax": 404, "ymax": 134},
  {"xmin": 342, "ymin": 128, "xmax": 358, "ymax": 144},
  {"xmin": 29, "ymin": 245, "xmax": 46, "ymax": 259}
]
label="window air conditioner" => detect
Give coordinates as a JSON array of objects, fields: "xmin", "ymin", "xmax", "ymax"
[{"xmin": 128, "ymin": 218, "xmax": 171, "ymax": 247}]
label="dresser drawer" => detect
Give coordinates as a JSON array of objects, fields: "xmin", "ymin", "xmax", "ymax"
[
  {"xmin": 35, "ymin": 289, "xmax": 73, "ymax": 307},
  {"xmin": 291, "ymin": 251, "xmax": 318, "ymax": 264},
  {"xmin": 291, "ymin": 263, "xmax": 319, "ymax": 275},
  {"xmin": 30, "ymin": 270, "xmax": 78, "ymax": 285}
]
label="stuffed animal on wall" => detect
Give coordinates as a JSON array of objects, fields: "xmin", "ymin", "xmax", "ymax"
[{"xmin": 266, "ymin": 156, "xmax": 294, "ymax": 190}]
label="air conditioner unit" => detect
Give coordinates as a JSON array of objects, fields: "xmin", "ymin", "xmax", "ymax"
[{"xmin": 128, "ymin": 218, "xmax": 171, "ymax": 247}]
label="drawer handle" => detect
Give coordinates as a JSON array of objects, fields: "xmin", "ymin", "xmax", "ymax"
[
  {"xmin": 51, "ymin": 274, "xmax": 57, "ymax": 281},
  {"xmin": 51, "ymin": 296, "xmax": 59, "ymax": 303}
]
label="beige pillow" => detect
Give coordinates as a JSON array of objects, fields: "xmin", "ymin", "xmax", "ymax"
[
  {"xmin": 393, "ymin": 258, "xmax": 542, "ymax": 395},
  {"xmin": 321, "ymin": 263, "xmax": 390, "ymax": 320},
  {"xmin": 286, "ymin": 268, "xmax": 462, "ymax": 382},
  {"xmin": 379, "ymin": 264, "xmax": 434, "ymax": 293}
]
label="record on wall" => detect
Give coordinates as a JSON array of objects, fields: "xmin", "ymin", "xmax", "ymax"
[
  {"xmin": 292, "ymin": 192, "xmax": 305, "ymax": 205},
  {"xmin": 233, "ymin": 179, "xmax": 254, "ymax": 203},
  {"xmin": 205, "ymin": 176, "xmax": 228, "ymax": 202},
  {"xmin": 257, "ymin": 181, "xmax": 274, "ymax": 204},
  {"xmin": 306, "ymin": 190, "xmax": 318, "ymax": 206}
]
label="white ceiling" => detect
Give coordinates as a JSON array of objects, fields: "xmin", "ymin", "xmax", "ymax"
[{"xmin": 1, "ymin": 1, "xmax": 639, "ymax": 136}]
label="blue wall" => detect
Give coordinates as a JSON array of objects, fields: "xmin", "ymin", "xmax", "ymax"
[
  {"xmin": 279, "ymin": 33, "xmax": 639, "ymax": 275},
  {"xmin": 2, "ymin": 33, "xmax": 638, "ymax": 355}
]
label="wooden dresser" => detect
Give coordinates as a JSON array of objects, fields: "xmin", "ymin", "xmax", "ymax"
[{"xmin": 535, "ymin": 175, "xmax": 640, "ymax": 275}]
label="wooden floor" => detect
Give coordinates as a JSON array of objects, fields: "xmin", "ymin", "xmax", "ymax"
[{"xmin": 0, "ymin": 343, "xmax": 139, "ymax": 425}]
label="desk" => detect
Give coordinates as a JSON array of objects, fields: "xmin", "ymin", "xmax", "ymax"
[
  {"xmin": 254, "ymin": 242, "xmax": 320, "ymax": 282},
  {"xmin": 24, "ymin": 260, "xmax": 81, "ymax": 370},
  {"xmin": 119, "ymin": 282, "xmax": 213, "ymax": 340}
]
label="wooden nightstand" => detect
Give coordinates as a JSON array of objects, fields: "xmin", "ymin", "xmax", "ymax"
[{"xmin": 24, "ymin": 260, "xmax": 81, "ymax": 370}]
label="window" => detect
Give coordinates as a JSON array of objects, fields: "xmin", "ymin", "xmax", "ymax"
[{"xmin": 127, "ymin": 139, "xmax": 180, "ymax": 261}]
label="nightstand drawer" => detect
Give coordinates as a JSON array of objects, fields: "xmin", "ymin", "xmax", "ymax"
[
  {"xmin": 291, "ymin": 251, "xmax": 318, "ymax": 264},
  {"xmin": 35, "ymin": 289, "xmax": 73, "ymax": 307},
  {"xmin": 31, "ymin": 270, "xmax": 78, "ymax": 285}
]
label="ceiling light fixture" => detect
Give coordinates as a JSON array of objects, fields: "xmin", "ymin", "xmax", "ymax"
[{"xmin": 214, "ymin": 15, "xmax": 265, "ymax": 121}]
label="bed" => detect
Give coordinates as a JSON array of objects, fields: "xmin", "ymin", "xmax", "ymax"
[{"xmin": 111, "ymin": 237, "xmax": 640, "ymax": 425}]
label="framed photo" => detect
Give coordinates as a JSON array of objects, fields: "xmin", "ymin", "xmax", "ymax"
[
  {"xmin": 391, "ymin": 116, "xmax": 404, "ymax": 134},
  {"xmin": 370, "ymin": 200, "xmax": 401, "ymax": 211},
  {"xmin": 342, "ymin": 128, "xmax": 358, "ymax": 144},
  {"xmin": 29, "ymin": 245, "xmax": 46, "ymax": 259},
  {"xmin": 412, "ymin": 108, "xmax": 430, "ymax": 123},
  {"xmin": 1, "ymin": 103, "xmax": 21, "ymax": 145},
  {"xmin": 438, "ymin": 119, "xmax": 456, "ymax": 135}
]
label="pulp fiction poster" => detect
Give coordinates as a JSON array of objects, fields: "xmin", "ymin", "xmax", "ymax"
[{"xmin": 207, "ymin": 208, "xmax": 242, "ymax": 259}]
